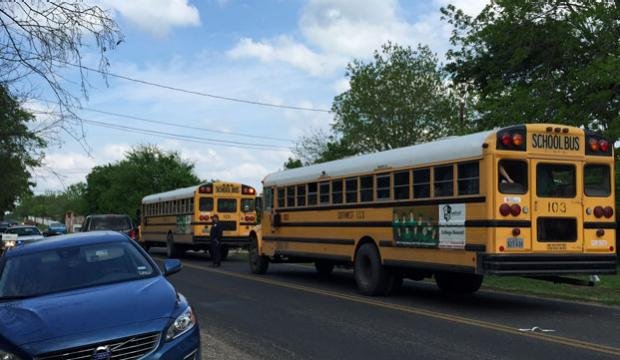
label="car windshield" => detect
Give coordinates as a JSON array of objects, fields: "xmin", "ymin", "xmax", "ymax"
[
  {"xmin": 91, "ymin": 217, "xmax": 131, "ymax": 231},
  {"xmin": 5, "ymin": 227, "xmax": 41, "ymax": 236},
  {"xmin": 0, "ymin": 242, "xmax": 156, "ymax": 299}
]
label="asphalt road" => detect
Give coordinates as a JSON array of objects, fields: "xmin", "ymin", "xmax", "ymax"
[{"xmin": 150, "ymin": 249, "xmax": 620, "ymax": 360}]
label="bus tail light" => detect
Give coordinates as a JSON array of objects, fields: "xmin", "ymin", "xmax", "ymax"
[
  {"xmin": 596, "ymin": 229, "xmax": 605, "ymax": 237},
  {"xmin": 499, "ymin": 246, "xmax": 505, "ymax": 252},
  {"xmin": 510, "ymin": 204, "xmax": 521, "ymax": 216},
  {"xmin": 589, "ymin": 138, "xmax": 599, "ymax": 152},
  {"xmin": 603, "ymin": 206, "xmax": 614, "ymax": 218},
  {"xmin": 199, "ymin": 215, "xmax": 210, "ymax": 221},
  {"xmin": 499, "ymin": 204, "xmax": 511, "ymax": 216},
  {"xmin": 128, "ymin": 229, "xmax": 137, "ymax": 240},
  {"xmin": 599, "ymin": 140, "xmax": 609, "ymax": 152},
  {"xmin": 242, "ymin": 185, "xmax": 256, "ymax": 195},
  {"xmin": 199, "ymin": 185, "xmax": 213, "ymax": 194},
  {"xmin": 593, "ymin": 206, "xmax": 604, "ymax": 218},
  {"xmin": 585, "ymin": 132, "xmax": 612, "ymax": 156},
  {"xmin": 496, "ymin": 125, "xmax": 526, "ymax": 151}
]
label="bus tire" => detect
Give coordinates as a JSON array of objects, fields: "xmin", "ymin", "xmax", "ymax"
[
  {"xmin": 435, "ymin": 272, "xmax": 483, "ymax": 294},
  {"xmin": 221, "ymin": 246, "xmax": 229, "ymax": 261},
  {"xmin": 166, "ymin": 233, "xmax": 181, "ymax": 258},
  {"xmin": 249, "ymin": 237, "xmax": 269, "ymax": 274},
  {"xmin": 354, "ymin": 243, "xmax": 390, "ymax": 296},
  {"xmin": 315, "ymin": 260, "xmax": 334, "ymax": 277}
]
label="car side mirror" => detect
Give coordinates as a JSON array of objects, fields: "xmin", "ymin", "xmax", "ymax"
[{"xmin": 163, "ymin": 259, "xmax": 182, "ymax": 276}]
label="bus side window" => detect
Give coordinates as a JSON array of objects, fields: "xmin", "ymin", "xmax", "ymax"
[
  {"xmin": 345, "ymin": 178, "xmax": 358, "ymax": 203},
  {"xmin": 458, "ymin": 162, "xmax": 479, "ymax": 195},
  {"xmin": 263, "ymin": 188, "xmax": 273, "ymax": 211},
  {"xmin": 434, "ymin": 165, "xmax": 454, "ymax": 197},
  {"xmin": 296, "ymin": 185, "xmax": 306, "ymax": 206},
  {"xmin": 413, "ymin": 168, "xmax": 430, "ymax": 198},
  {"xmin": 360, "ymin": 176, "xmax": 373, "ymax": 202},
  {"xmin": 308, "ymin": 183, "xmax": 318, "ymax": 205},
  {"xmin": 277, "ymin": 188, "xmax": 285, "ymax": 208},
  {"xmin": 498, "ymin": 160, "xmax": 528, "ymax": 194}
]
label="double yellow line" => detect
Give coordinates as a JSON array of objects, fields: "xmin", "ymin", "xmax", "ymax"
[{"xmin": 177, "ymin": 259, "xmax": 620, "ymax": 357}]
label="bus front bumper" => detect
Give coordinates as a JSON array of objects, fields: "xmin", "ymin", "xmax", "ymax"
[{"xmin": 481, "ymin": 254, "xmax": 617, "ymax": 276}]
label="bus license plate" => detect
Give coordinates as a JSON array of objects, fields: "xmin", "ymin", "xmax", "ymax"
[{"xmin": 507, "ymin": 237, "xmax": 524, "ymax": 249}]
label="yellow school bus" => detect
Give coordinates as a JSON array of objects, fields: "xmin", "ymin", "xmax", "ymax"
[
  {"xmin": 140, "ymin": 181, "xmax": 258, "ymax": 259},
  {"xmin": 249, "ymin": 124, "xmax": 616, "ymax": 295}
]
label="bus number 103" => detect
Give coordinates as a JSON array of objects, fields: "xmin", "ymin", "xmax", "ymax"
[{"xmin": 547, "ymin": 202, "xmax": 567, "ymax": 213}]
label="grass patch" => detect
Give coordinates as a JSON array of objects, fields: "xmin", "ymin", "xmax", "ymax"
[{"xmin": 482, "ymin": 266, "xmax": 620, "ymax": 306}]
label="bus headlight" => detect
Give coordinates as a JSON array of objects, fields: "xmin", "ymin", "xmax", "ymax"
[
  {"xmin": 0, "ymin": 350, "xmax": 22, "ymax": 360},
  {"xmin": 4, "ymin": 241, "xmax": 15, "ymax": 248},
  {"xmin": 165, "ymin": 307, "xmax": 196, "ymax": 341}
]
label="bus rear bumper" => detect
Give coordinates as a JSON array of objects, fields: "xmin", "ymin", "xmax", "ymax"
[
  {"xmin": 193, "ymin": 236, "xmax": 250, "ymax": 248},
  {"xmin": 481, "ymin": 254, "xmax": 617, "ymax": 276}
]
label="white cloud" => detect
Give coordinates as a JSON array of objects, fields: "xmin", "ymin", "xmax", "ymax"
[
  {"xmin": 433, "ymin": 0, "xmax": 489, "ymax": 16},
  {"xmin": 227, "ymin": 36, "xmax": 341, "ymax": 77},
  {"xmin": 332, "ymin": 78, "xmax": 350, "ymax": 94},
  {"xmin": 101, "ymin": 0, "xmax": 201, "ymax": 37},
  {"xmin": 227, "ymin": 0, "xmax": 488, "ymax": 77}
]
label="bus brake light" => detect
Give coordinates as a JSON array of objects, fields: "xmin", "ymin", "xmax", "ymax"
[
  {"xmin": 499, "ymin": 204, "xmax": 511, "ymax": 216},
  {"xmin": 599, "ymin": 140, "xmax": 609, "ymax": 152},
  {"xmin": 510, "ymin": 204, "xmax": 521, "ymax": 216},
  {"xmin": 604, "ymin": 206, "xmax": 614, "ymax": 218},
  {"xmin": 501, "ymin": 133, "xmax": 512, "ymax": 146},
  {"xmin": 593, "ymin": 206, "xmax": 604, "ymax": 218}
]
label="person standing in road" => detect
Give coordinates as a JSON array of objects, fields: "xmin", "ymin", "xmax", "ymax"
[{"xmin": 210, "ymin": 214, "xmax": 223, "ymax": 267}]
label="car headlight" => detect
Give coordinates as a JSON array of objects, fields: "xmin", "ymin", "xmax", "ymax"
[
  {"xmin": 165, "ymin": 307, "xmax": 196, "ymax": 341},
  {"xmin": 0, "ymin": 350, "xmax": 21, "ymax": 360}
]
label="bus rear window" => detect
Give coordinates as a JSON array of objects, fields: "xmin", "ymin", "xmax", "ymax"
[
  {"xmin": 199, "ymin": 198, "xmax": 213, "ymax": 211},
  {"xmin": 537, "ymin": 164, "xmax": 575, "ymax": 198},
  {"xmin": 499, "ymin": 160, "xmax": 528, "ymax": 194},
  {"xmin": 584, "ymin": 164, "xmax": 610, "ymax": 197},
  {"xmin": 241, "ymin": 198, "xmax": 255, "ymax": 212},
  {"xmin": 218, "ymin": 198, "xmax": 237, "ymax": 212}
]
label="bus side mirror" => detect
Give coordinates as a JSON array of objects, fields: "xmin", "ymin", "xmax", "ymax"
[{"xmin": 243, "ymin": 204, "xmax": 250, "ymax": 212}]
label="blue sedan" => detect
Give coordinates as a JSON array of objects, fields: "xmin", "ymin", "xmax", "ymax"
[{"xmin": 0, "ymin": 231, "xmax": 200, "ymax": 359}]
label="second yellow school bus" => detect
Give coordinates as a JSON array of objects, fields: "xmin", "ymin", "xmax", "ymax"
[
  {"xmin": 249, "ymin": 124, "xmax": 616, "ymax": 295},
  {"xmin": 140, "ymin": 181, "xmax": 258, "ymax": 259}
]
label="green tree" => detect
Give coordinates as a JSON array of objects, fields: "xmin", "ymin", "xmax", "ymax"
[
  {"xmin": 0, "ymin": 85, "xmax": 46, "ymax": 217},
  {"xmin": 85, "ymin": 145, "xmax": 200, "ymax": 220},
  {"xmin": 442, "ymin": 0, "xmax": 620, "ymax": 140},
  {"xmin": 283, "ymin": 157, "xmax": 303, "ymax": 170},
  {"xmin": 332, "ymin": 42, "xmax": 466, "ymax": 154}
]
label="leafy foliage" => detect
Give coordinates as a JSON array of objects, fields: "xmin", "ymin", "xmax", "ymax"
[
  {"xmin": 293, "ymin": 42, "xmax": 467, "ymax": 165},
  {"xmin": 332, "ymin": 42, "xmax": 467, "ymax": 153},
  {"xmin": 84, "ymin": 145, "xmax": 200, "ymax": 219},
  {"xmin": 0, "ymin": 85, "xmax": 46, "ymax": 217},
  {"xmin": 442, "ymin": 0, "xmax": 620, "ymax": 140},
  {"xmin": 12, "ymin": 183, "xmax": 87, "ymax": 221}
]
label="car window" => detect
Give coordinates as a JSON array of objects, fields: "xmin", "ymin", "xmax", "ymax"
[
  {"xmin": 91, "ymin": 217, "xmax": 132, "ymax": 231},
  {"xmin": 5, "ymin": 227, "xmax": 41, "ymax": 236},
  {"xmin": 0, "ymin": 242, "xmax": 156, "ymax": 298}
]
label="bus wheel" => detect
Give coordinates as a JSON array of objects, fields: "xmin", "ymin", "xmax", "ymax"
[
  {"xmin": 435, "ymin": 272, "xmax": 483, "ymax": 294},
  {"xmin": 166, "ymin": 233, "xmax": 181, "ymax": 258},
  {"xmin": 315, "ymin": 260, "xmax": 334, "ymax": 277},
  {"xmin": 354, "ymin": 243, "xmax": 390, "ymax": 296},
  {"xmin": 249, "ymin": 237, "xmax": 269, "ymax": 274},
  {"xmin": 221, "ymin": 246, "xmax": 229, "ymax": 261}
]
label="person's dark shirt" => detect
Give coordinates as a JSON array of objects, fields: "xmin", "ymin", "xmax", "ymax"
[{"xmin": 210, "ymin": 222, "xmax": 223, "ymax": 242}]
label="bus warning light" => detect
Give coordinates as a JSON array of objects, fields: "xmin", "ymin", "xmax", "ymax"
[
  {"xmin": 512, "ymin": 133, "xmax": 524, "ymax": 146},
  {"xmin": 589, "ymin": 138, "xmax": 599, "ymax": 152},
  {"xmin": 599, "ymin": 140, "xmax": 609, "ymax": 152}
]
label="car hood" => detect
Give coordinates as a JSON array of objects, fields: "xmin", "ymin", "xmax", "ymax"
[
  {"xmin": 16, "ymin": 235, "xmax": 44, "ymax": 242},
  {"xmin": 0, "ymin": 276, "xmax": 178, "ymax": 350}
]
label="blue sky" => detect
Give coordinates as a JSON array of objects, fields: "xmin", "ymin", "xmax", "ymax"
[{"xmin": 28, "ymin": 0, "xmax": 488, "ymax": 193}]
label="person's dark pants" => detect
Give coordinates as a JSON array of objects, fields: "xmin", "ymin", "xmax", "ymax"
[{"xmin": 211, "ymin": 240, "xmax": 221, "ymax": 266}]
